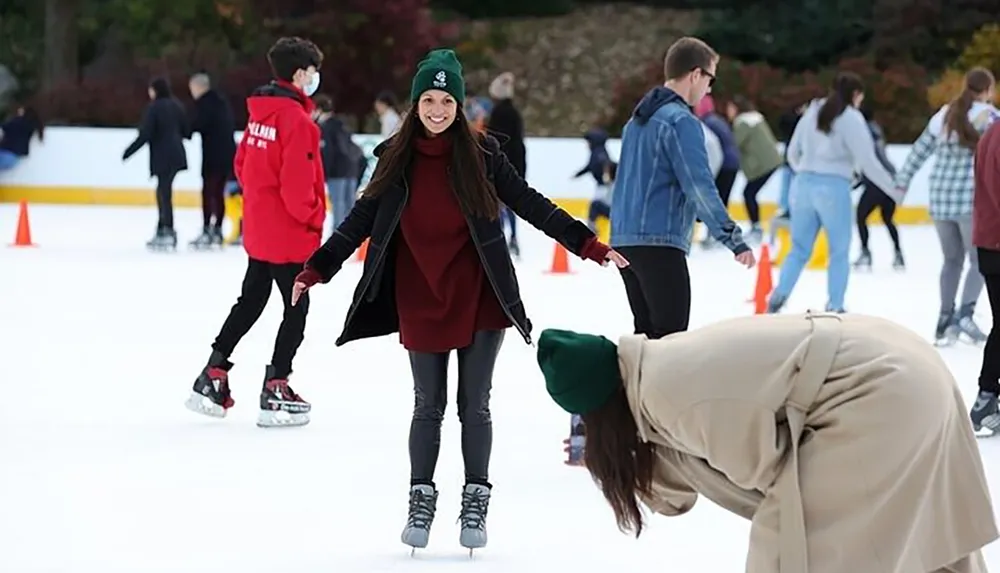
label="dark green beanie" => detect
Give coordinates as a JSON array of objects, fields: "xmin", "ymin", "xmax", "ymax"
[
  {"xmin": 410, "ymin": 48, "xmax": 465, "ymax": 104},
  {"xmin": 537, "ymin": 328, "xmax": 622, "ymax": 415}
]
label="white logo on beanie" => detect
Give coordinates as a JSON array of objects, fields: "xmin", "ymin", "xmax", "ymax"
[{"xmin": 433, "ymin": 70, "xmax": 447, "ymax": 88}]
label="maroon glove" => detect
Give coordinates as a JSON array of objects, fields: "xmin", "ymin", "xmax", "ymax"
[
  {"xmin": 580, "ymin": 236, "xmax": 612, "ymax": 264},
  {"xmin": 295, "ymin": 267, "xmax": 322, "ymax": 288}
]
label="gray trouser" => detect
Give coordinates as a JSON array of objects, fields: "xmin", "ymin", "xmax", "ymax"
[
  {"xmin": 407, "ymin": 330, "xmax": 505, "ymax": 486},
  {"xmin": 934, "ymin": 216, "xmax": 984, "ymax": 313}
]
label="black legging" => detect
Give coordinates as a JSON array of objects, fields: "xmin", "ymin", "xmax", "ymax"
[
  {"xmin": 715, "ymin": 168, "xmax": 738, "ymax": 206},
  {"xmin": 742, "ymin": 169, "xmax": 775, "ymax": 225},
  {"xmin": 856, "ymin": 182, "xmax": 900, "ymax": 251},
  {"xmin": 979, "ymin": 250, "xmax": 1000, "ymax": 395}
]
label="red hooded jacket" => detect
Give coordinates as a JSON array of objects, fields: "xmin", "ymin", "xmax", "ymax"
[
  {"xmin": 234, "ymin": 81, "xmax": 326, "ymax": 264},
  {"xmin": 974, "ymin": 119, "xmax": 1000, "ymax": 251}
]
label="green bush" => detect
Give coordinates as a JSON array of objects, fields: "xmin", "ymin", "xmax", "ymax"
[{"xmin": 428, "ymin": 0, "xmax": 574, "ymax": 18}]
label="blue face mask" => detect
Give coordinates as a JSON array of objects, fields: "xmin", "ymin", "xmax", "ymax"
[{"xmin": 303, "ymin": 71, "xmax": 320, "ymax": 97}]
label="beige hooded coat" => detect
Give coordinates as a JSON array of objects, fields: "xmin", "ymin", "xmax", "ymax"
[{"xmin": 618, "ymin": 312, "xmax": 997, "ymax": 573}]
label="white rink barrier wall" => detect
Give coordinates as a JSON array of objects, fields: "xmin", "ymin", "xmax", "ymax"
[{"xmin": 0, "ymin": 127, "xmax": 934, "ymax": 223}]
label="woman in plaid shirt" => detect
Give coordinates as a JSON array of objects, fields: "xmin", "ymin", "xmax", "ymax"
[{"xmin": 895, "ymin": 67, "xmax": 997, "ymax": 346}]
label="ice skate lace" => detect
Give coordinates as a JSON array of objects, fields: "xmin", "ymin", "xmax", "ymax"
[
  {"xmin": 266, "ymin": 379, "xmax": 302, "ymax": 402},
  {"xmin": 459, "ymin": 488, "xmax": 489, "ymax": 530},
  {"xmin": 407, "ymin": 490, "xmax": 436, "ymax": 529}
]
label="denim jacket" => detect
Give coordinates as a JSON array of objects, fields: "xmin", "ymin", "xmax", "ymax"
[{"xmin": 610, "ymin": 87, "xmax": 748, "ymax": 254}]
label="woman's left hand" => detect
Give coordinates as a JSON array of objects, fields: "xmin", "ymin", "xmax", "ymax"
[{"xmin": 604, "ymin": 249, "xmax": 629, "ymax": 268}]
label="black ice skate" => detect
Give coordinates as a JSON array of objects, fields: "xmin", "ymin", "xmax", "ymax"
[
  {"xmin": 971, "ymin": 391, "xmax": 1000, "ymax": 437},
  {"xmin": 401, "ymin": 484, "xmax": 438, "ymax": 553},
  {"xmin": 189, "ymin": 227, "xmax": 219, "ymax": 250},
  {"xmin": 185, "ymin": 350, "xmax": 235, "ymax": 417},
  {"xmin": 147, "ymin": 228, "xmax": 178, "ymax": 252},
  {"xmin": 933, "ymin": 311, "xmax": 960, "ymax": 347},
  {"xmin": 210, "ymin": 227, "xmax": 225, "ymax": 247},
  {"xmin": 507, "ymin": 237, "xmax": 521, "ymax": 259},
  {"xmin": 257, "ymin": 366, "xmax": 310, "ymax": 428},
  {"xmin": 458, "ymin": 483, "xmax": 491, "ymax": 555},
  {"xmin": 852, "ymin": 249, "xmax": 872, "ymax": 271},
  {"xmin": 892, "ymin": 249, "xmax": 905, "ymax": 271}
]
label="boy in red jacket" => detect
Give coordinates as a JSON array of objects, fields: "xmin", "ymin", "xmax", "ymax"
[
  {"xmin": 970, "ymin": 116, "xmax": 1000, "ymax": 437},
  {"xmin": 185, "ymin": 37, "xmax": 327, "ymax": 428}
]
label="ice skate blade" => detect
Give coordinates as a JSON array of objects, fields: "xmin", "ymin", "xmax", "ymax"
[
  {"xmin": 185, "ymin": 393, "xmax": 227, "ymax": 418},
  {"xmin": 256, "ymin": 409, "xmax": 309, "ymax": 428}
]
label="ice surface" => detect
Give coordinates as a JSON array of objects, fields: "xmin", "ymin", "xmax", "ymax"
[{"xmin": 1, "ymin": 204, "xmax": 996, "ymax": 572}]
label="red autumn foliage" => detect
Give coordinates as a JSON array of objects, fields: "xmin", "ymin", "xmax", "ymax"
[{"xmin": 603, "ymin": 55, "xmax": 932, "ymax": 143}]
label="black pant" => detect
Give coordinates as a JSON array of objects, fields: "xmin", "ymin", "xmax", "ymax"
[
  {"xmin": 743, "ymin": 169, "xmax": 775, "ymax": 224},
  {"xmin": 856, "ymin": 182, "xmax": 900, "ymax": 251},
  {"xmin": 212, "ymin": 258, "xmax": 310, "ymax": 380},
  {"xmin": 201, "ymin": 172, "xmax": 227, "ymax": 229},
  {"xmin": 155, "ymin": 170, "xmax": 178, "ymax": 231},
  {"xmin": 407, "ymin": 330, "xmax": 505, "ymax": 487},
  {"xmin": 979, "ymin": 249, "xmax": 1000, "ymax": 394},
  {"xmin": 716, "ymin": 168, "xmax": 738, "ymax": 206},
  {"xmin": 617, "ymin": 246, "xmax": 690, "ymax": 338}
]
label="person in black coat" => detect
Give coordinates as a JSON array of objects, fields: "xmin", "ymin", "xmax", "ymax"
[
  {"xmin": 286, "ymin": 48, "xmax": 628, "ymax": 552},
  {"xmin": 486, "ymin": 72, "xmax": 527, "ymax": 257},
  {"xmin": 123, "ymin": 77, "xmax": 190, "ymax": 249},
  {"xmin": 188, "ymin": 73, "xmax": 237, "ymax": 247}
]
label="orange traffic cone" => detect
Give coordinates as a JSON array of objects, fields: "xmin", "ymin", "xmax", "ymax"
[
  {"xmin": 9, "ymin": 200, "xmax": 35, "ymax": 247},
  {"xmin": 354, "ymin": 238, "xmax": 368, "ymax": 262},
  {"xmin": 546, "ymin": 242, "xmax": 571, "ymax": 274},
  {"xmin": 752, "ymin": 244, "xmax": 773, "ymax": 314}
]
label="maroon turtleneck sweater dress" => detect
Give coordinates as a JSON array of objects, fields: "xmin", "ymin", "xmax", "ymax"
[{"xmin": 394, "ymin": 134, "xmax": 512, "ymax": 353}]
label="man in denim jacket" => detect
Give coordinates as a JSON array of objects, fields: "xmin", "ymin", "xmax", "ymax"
[{"xmin": 610, "ymin": 37, "xmax": 755, "ymax": 339}]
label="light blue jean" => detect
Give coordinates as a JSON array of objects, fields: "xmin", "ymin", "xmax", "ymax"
[
  {"xmin": 778, "ymin": 165, "xmax": 793, "ymax": 212},
  {"xmin": 327, "ymin": 177, "xmax": 358, "ymax": 230},
  {"xmin": 772, "ymin": 171, "xmax": 853, "ymax": 311}
]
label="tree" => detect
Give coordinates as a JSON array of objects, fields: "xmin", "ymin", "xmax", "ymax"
[
  {"xmin": 695, "ymin": 0, "xmax": 874, "ymax": 71},
  {"xmin": 248, "ymin": 0, "xmax": 455, "ymax": 119}
]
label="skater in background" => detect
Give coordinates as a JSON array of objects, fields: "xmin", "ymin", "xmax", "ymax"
[
  {"xmin": 536, "ymin": 313, "xmax": 998, "ymax": 573},
  {"xmin": 853, "ymin": 106, "xmax": 904, "ymax": 270},
  {"xmin": 774, "ymin": 102, "xmax": 807, "ymax": 222},
  {"xmin": 768, "ymin": 72, "xmax": 897, "ymax": 314},
  {"xmin": 894, "ymin": 67, "xmax": 996, "ymax": 346},
  {"xmin": 374, "ymin": 90, "xmax": 401, "ymax": 138},
  {"xmin": 611, "ymin": 37, "xmax": 754, "ymax": 342},
  {"xmin": 586, "ymin": 160, "xmax": 616, "ymax": 231},
  {"xmin": 696, "ymin": 96, "xmax": 739, "ymax": 250},
  {"xmin": 487, "ymin": 72, "xmax": 527, "ymax": 257},
  {"xmin": 187, "ymin": 72, "xmax": 237, "ymax": 249},
  {"xmin": 726, "ymin": 95, "xmax": 783, "ymax": 243},
  {"xmin": 122, "ymin": 77, "xmax": 189, "ymax": 250},
  {"xmin": 185, "ymin": 36, "xmax": 326, "ymax": 428},
  {"xmin": 289, "ymin": 48, "xmax": 627, "ymax": 553},
  {"xmin": 0, "ymin": 104, "xmax": 44, "ymax": 171},
  {"xmin": 970, "ymin": 118, "xmax": 1000, "ymax": 436},
  {"xmin": 314, "ymin": 93, "xmax": 364, "ymax": 229}
]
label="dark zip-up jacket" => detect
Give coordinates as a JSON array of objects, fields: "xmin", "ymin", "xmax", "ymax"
[{"xmin": 305, "ymin": 134, "xmax": 604, "ymax": 347}]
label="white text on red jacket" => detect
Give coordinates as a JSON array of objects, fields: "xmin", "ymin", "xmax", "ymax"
[{"xmin": 244, "ymin": 121, "xmax": 277, "ymax": 149}]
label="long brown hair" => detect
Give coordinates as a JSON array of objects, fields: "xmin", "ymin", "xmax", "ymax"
[
  {"xmin": 362, "ymin": 103, "xmax": 501, "ymax": 220},
  {"xmin": 943, "ymin": 67, "xmax": 995, "ymax": 150},
  {"xmin": 580, "ymin": 386, "xmax": 657, "ymax": 537},
  {"xmin": 817, "ymin": 72, "xmax": 864, "ymax": 134}
]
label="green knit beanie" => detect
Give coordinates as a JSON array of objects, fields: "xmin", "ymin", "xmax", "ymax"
[
  {"xmin": 410, "ymin": 48, "xmax": 466, "ymax": 104},
  {"xmin": 537, "ymin": 328, "xmax": 622, "ymax": 415}
]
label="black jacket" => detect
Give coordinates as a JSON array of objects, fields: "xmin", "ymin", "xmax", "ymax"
[
  {"xmin": 319, "ymin": 116, "xmax": 362, "ymax": 179},
  {"xmin": 486, "ymin": 99, "xmax": 527, "ymax": 178},
  {"xmin": 305, "ymin": 134, "xmax": 599, "ymax": 347},
  {"xmin": 123, "ymin": 96, "xmax": 189, "ymax": 177},
  {"xmin": 190, "ymin": 89, "xmax": 237, "ymax": 178}
]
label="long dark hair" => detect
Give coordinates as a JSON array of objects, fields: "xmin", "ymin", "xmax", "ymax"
[
  {"xmin": 580, "ymin": 386, "xmax": 657, "ymax": 537},
  {"xmin": 943, "ymin": 67, "xmax": 995, "ymax": 150},
  {"xmin": 817, "ymin": 72, "xmax": 864, "ymax": 134},
  {"xmin": 362, "ymin": 104, "xmax": 500, "ymax": 220}
]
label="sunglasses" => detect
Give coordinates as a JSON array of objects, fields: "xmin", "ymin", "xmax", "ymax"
[{"xmin": 697, "ymin": 67, "xmax": 716, "ymax": 88}]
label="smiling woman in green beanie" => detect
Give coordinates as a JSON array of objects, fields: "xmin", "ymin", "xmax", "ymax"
[
  {"xmin": 537, "ymin": 312, "xmax": 997, "ymax": 573},
  {"xmin": 290, "ymin": 48, "xmax": 628, "ymax": 553}
]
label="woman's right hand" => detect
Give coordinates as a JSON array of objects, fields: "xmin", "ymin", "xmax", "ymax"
[{"xmin": 291, "ymin": 268, "xmax": 322, "ymax": 306}]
